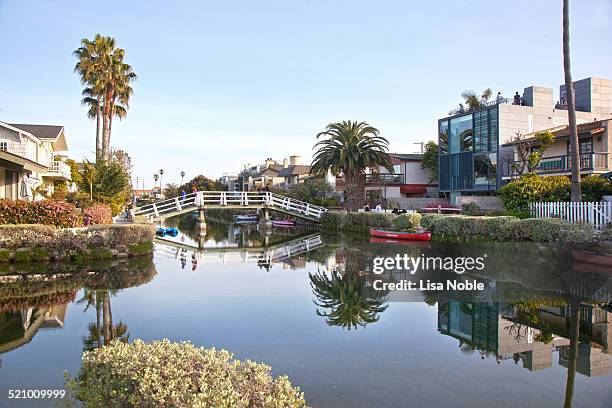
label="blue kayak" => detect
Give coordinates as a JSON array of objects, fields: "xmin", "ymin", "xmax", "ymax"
[{"xmin": 156, "ymin": 227, "xmax": 179, "ymax": 236}]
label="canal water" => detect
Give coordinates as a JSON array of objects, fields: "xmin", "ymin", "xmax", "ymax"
[{"xmin": 1, "ymin": 213, "xmax": 611, "ymax": 407}]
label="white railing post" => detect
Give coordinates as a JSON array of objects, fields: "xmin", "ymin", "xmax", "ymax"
[
  {"xmin": 153, "ymin": 203, "xmax": 159, "ymax": 217},
  {"xmin": 174, "ymin": 197, "xmax": 182, "ymax": 211}
]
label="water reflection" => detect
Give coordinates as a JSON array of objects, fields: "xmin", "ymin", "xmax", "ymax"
[
  {"xmin": 1, "ymin": 233, "xmax": 611, "ymax": 407},
  {"xmin": 0, "ymin": 258, "xmax": 155, "ymax": 358}
]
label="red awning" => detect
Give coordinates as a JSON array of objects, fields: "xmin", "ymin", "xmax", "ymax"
[{"xmin": 400, "ymin": 185, "xmax": 427, "ymax": 194}]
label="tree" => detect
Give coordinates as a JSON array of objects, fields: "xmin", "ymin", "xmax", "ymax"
[
  {"xmin": 80, "ymin": 160, "xmax": 96, "ymax": 201},
  {"xmin": 284, "ymin": 177, "xmax": 337, "ymax": 206},
  {"xmin": 78, "ymin": 159, "xmax": 131, "ymax": 214},
  {"xmin": 507, "ymin": 130, "xmax": 554, "ymax": 177},
  {"xmin": 310, "ymin": 121, "xmax": 392, "ymax": 211},
  {"xmin": 180, "ymin": 171, "xmax": 186, "ymax": 186},
  {"xmin": 563, "ymin": 0, "xmax": 581, "ymax": 202},
  {"xmin": 74, "ymin": 34, "xmax": 136, "ymax": 161},
  {"xmin": 159, "ymin": 169, "xmax": 164, "ymax": 194},
  {"xmin": 421, "ymin": 141, "xmax": 438, "ymax": 182},
  {"xmin": 461, "ymin": 88, "xmax": 492, "ymax": 111},
  {"xmin": 181, "ymin": 175, "xmax": 225, "ymax": 192},
  {"xmin": 163, "ymin": 183, "xmax": 180, "ymax": 199}
]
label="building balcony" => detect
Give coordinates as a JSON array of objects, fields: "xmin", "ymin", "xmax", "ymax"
[
  {"xmin": 514, "ymin": 152, "xmax": 609, "ymax": 174},
  {"xmin": 44, "ymin": 160, "xmax": 72, "ymax": 180},
  {"xmin": 365, "ymin": 173, "xmax": 405, "ymax": 184}
]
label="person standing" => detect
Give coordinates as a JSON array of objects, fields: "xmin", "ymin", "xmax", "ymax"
[{"xmin": 513, "ymin": 92, "xmax": 521, "ymax": 105}]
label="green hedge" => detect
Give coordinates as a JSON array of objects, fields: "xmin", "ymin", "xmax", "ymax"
[
  {"xmin": 320, "ymin": 211, "xmax": 394, "ymax": 232},
  {"xmin": 0, "ymin": 199, "xmax": 82, "ymax": 227},
  {"xmin": 426, "ymin": 215, "xmax": 593, "ymax": 242},
  {"xmin": 499, "ymin": 173, "xmax": 612, "ymax": 212},
  {"xmin": 0, "ymin": 224, "xmax": 155, "ymax": 262},
  {"xmin": 69, "ymin": 339, "xmax": 307, "ymax": 408}
]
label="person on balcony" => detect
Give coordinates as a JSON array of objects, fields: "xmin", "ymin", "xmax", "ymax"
[
  {"xmin": 513, "ymin": 92, "xmax": 521, "ymax": 105},
  {"xmin": 458, "ymin": 103, "xmax": 465, "ymax": 113},
  {"xmin": 496, "ymin": 92, "xmax": 503, "ymax": 103}
]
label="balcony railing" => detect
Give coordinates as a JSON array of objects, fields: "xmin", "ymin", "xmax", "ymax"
[
  {"xmin": 46, "ymin": 160, "xmax": 72, "ymax": 180},
  {"xmin": 365, "ymin": 173, "xmax": 405, "ymax": 184},
  {"xmin": 514, "ymin": 152, "xmax": 609, "ymax": 174}
]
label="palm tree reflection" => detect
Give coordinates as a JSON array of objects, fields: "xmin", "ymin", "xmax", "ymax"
[
  {"xmin": 78, "ymin": 289, "xmax": 129, "ymax": 351},
  {"xmin": 309, "ymin": 249, "xmax": 388, "ymax": 330}
]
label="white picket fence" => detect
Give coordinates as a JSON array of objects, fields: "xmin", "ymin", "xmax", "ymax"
[{"xmin": 529, "ymin": 201, "xmax": 612, "ymax": 230}]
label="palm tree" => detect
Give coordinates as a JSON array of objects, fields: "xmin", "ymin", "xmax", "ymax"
[
  {"xmin": 563, "ymin": 296, "xmax": 581, "ymax": 408},
  {"xmin": 180, "ymin": 171, "xmax": 186, "ymax": 186},
  {"xmin": 159, "ymin": 169, "xmax": 164, "ymax": 194},
  {"xmin": 563, "ymin": 0, "xmax": 581, "ymax": 202},
  {"xmin": 461, "ymin": 88, "xmax": 492, "ymax": 111},
  {"xmin": 311, "ymin": 121, "xmax": 392, "ymax": 211},
  {"xmin": 80, "ymin": 87, "xmax": 103, "ymax": 161},
  {"xmin": 74, "ymin": 34, "xmax": 136, "ymax": 161}
]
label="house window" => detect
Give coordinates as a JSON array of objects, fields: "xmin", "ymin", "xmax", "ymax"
[
  {"xmin": 449, "ymin": 114, "xmax": 473, "ymax": 153},
  {"xmin": 0, "ymin": 142, "xmax": 7, "ymax": 151},
  {"xmin": 392, "ymin": 164, "xmax": 401, "ymax": 174}
]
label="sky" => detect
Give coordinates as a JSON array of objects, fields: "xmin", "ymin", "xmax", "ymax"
[{"xmin": 1, "ymin": 0, "xmax": 611, "ymax": 188}]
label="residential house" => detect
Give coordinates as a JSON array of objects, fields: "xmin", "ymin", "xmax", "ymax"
[
  {"xmin": 218, "ymin": 173, "xmax": 239, "ymax": 191},
  {"xmin": 437, "ymin": 77, "xmax": 612, "ymax": 203},
  {"xmin": 0, "ymin": 122, "xmax": 72, "ymax": 200},
  {"xmin": 334, "ymin": 152, "xmax": 437, "ymax": 205},
  {"xmin": 502, "ymin": 119, "xmax": 612, "ymax": 180},
  {"xmin": 241, "ymin": 156, "xmax": 311, "ymax": 191}
]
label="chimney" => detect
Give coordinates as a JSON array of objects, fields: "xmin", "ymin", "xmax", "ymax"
[
  {"xmin": 264, "ymin": 158, "xmax": 274, "ymax": 168},
  {"xmin": 289, "ymin": 155, "xmax": 301, "ymax": 165},
  {"xmin": 283, "ymin": 158, "xmax": 289, "ymax": 168}
]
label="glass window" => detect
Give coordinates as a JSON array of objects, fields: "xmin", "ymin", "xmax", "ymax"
[
  {"xmin": 450, "ymin": 114, "xmax": 473, "ymax": 153},
  {"xmin": 474, "ymin": 153, "xmax": 497, "ymax": 186},
  {"xmin": 392, "ymin": 164, "xmax": 401, "ymax": 174},
  {"xmin": 489, "ymin": 108, "xmax": 498, "ymax": 152},
  {"xmin": 473, "ymin": 111, "xmax": 488, "ymax": 153},
  {"xmin": 439, "ymin": 120, "xmax": 449, "ymax": 154}
]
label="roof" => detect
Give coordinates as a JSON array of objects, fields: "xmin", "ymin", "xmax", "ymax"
[
  {"xmin": 278, "ymin": 165, "xmax": 311, "ymax": 177},
  {"xmin": 8, "ymin": 124, "xmax": 64, "ymax": 140},
  {"xmin": 502, "ymin": 119, "xmax": 608, "ymax": 146},
  {"xmin": 389, "ymin": 153, "xmax": 422, "ymax": 161}
]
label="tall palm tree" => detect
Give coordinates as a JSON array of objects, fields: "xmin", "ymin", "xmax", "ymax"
[
  {"xmin": 180, "ymin": 171, "xmax": 186, "ymax": 186},
  {"xmin": 461, "ymin": 88, "xmax": 492, "ymax": 111},
  {"xmin": 74, "ymin": 34, "xmax": 136, "ymax": 161},
  {"xmin": 563, "ymin": 0, "xmax": 581, "ymax": 202},
  {"xmin": 159, "ymin": 169, "xmax": 164, "ymax": 193},
  {"xmin": 311, "ymin": 121, "xmax": 392, "ymax": 211},
  {"xmin": 80, "ymin": 87, "xmax": 103, "ymax": 161},
  {"xmin": 563, "ymin": 296, "xmax": 580, "ymax": 408}
]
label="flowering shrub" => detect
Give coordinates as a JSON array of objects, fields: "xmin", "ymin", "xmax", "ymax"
[
  {"xmin": 0, "ymin": 199, "xmax": 82, "ymax": 227},
  {"xmin": 69, "ymin": 339, "xmax": 308, "ymax": 408},
  {"xmin": 83, "ymin": 205, "xmax": 112, "ymax": 225}
]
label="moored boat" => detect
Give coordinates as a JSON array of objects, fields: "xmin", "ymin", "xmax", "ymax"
[
  {"xmin": 271, "ymin": 220, "xmax": 295, "ymax": 228},
  {"xmin": 234, "ymin": 214, "xmax": 259, "ymax": 223},
  {"xmin": 572, "ymin": 250, "xmax": 612, "ymax": 267},
  {"xmin": 369, "ymin": 228, "xmax": 431, "ymax": 241},
  {"xmin": 156, "ymin": 227, "xmax": 179, "ymax": 237}
]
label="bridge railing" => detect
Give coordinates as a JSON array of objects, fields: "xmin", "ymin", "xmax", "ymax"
[{"xmin": 134, "ymin": 191, "xmax": 327, "ymax": 220}]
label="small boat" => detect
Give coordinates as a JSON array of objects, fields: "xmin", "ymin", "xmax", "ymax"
[
  {"xmin": 234, "ymin": 214, "xmax": 259, "ymax": 224},
  {"xmin": 369, "ymin": 236, "xmax": 431, "ymax": 248},
  {"xmin": 572, "ymin": 250, "xmax": 612, "ymax": 267},
  {"xmin": 369, "ymin": 228, "xmax": 431, "ymax": 241},
  {"xmin": 271, "ymin": 220, "xmax": 295, "ymax": 228},
  {"xmin": 156, "ymin": 227, "xmax": 179, "ymax": 237}
]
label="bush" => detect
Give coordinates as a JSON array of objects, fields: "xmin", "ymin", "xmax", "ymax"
[
  {"xmin": 420, "ymin": 213, "xmax": 446, "ymax": 230},
  {"xmin": 0, "ymin": 199, "xmax": 82, "ymax": 227},
  {"xmin": 70, "ymin": 339, "xmax": 307, "ymax": 408},
  {"xmin": 320, "ymin": 211, "xmax": 394, "ymax": 232},
  {"xmin": 582, "ymin": 175, "xmax": 612, "ymax": 201},
  {"xmin": 499, "ymin": 174, "xmax": 570, "ymax": 213},
  {"xmin": 392, "ymin": 213, "xmax": 422, "ymax": 231},
  {"xmin": 83, "ymin": 205, "xmax": 113, "ymax": 225},
  {"xmin": 424, "ymin": 214, "xmax": 593, "ymax": 242}
]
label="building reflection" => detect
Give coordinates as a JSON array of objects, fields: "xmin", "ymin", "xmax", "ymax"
[
  {"xmin": 437, "ymin": 300, "xmax": 611, "ymax": 377},
  {"xmin": 0, "ymin": 304, "xmax": 69, "ymax": 355}
]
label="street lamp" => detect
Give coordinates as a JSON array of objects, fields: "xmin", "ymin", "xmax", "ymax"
[{"xmin": 180, "ymin": 171, "xmax": 185, "ymax": 186}]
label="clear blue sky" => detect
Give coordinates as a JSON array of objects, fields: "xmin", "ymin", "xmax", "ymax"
[{"xmin": 1, "ymin": 0, "xmax": 611, "ymax": 187}]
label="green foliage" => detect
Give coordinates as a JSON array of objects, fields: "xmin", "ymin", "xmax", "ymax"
[
  {"xmin": 425, "ymin": 215, "xmax": 593, "ymax": 242},
  {"xmin": 68, "ymin": 339, "xmax": 307, "ymax": 408},
  {"xmin": 499, "ymin": 173, "xmax": 570, "ymax": 212},
  {"xmin": 0, "ymin": 249, "xmax": 9, "ymax": 262},
  {"xmin": 500, "ymin": 174, "xmax": 612, "ymax": 212},
  {"xmin": 420, "ymin": 141, "xmax": 438, "ymax": 182},
  {"xmin": 320, "ymin": 211, "xmax": 394, "ymax": 232},
  {"xmin": 392, "ymin": 213, "xmax": 422, "ymax": 231},
  {"xmin": 282, "ymin": 177, "xmax": 337, "ymax": 206},
  {"xmin": 180, "ymin": 175, "xmax": 225, "ymax": 193},
  {"xmin": 0, "ymin": 199, "xmax": 83, "ymax": 227},
  {"xmin": 79, "ymin": 159, "xmax": 131, "ymax": 215},
  {"xmin": 129, "ymin": 242, "xmax": 154, "ymax": 256},
  {"xmin": 14, "ymin": 249, "xmax": 32, "ymax": 263}
]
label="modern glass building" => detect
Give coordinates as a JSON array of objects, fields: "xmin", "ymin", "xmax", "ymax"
[{"xmin": 438, "ymin": 104, "xmax": 499, "ymax": 194}]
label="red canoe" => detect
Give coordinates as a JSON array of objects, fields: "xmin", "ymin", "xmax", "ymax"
[{"xmin": 369, "ymin": 228, "xmax": 431, "ymax": 241}]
